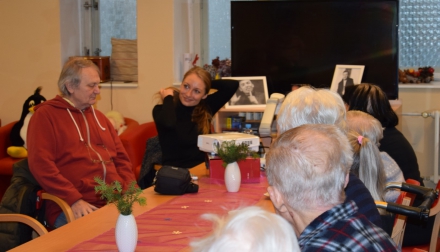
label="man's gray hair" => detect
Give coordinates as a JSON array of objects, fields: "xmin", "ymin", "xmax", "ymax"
[
  {"xmin": 277, "ymin": 86, "xmax": 346, "ymax": 134},
  {"xmin": 266, "ymin": 124, "xmax": 353, "ymax": 211},
  {"xmin": 58, "ymin": 58, "xmax": 100, "ymax": 97}
]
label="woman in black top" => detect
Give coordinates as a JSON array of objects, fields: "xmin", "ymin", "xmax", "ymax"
[
  {"xmin": 348, "ymin": 83, "xmax": 423, "ymax": 185},
  {"xmin": 348, "ymin": 84, "xmax": 433, "ymax": 246},
  {"xmin": 153, "ymin": 66, "xmax": 238, "ymax": 168}
]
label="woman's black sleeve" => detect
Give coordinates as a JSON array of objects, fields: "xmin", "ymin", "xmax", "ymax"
[
  {"xmin": 206, "ymin": 79, "xmax": 239, "ymax": 114},
  {"xmin": 152, "ymin": 95, "xmax": 176, "ymax": 128}
]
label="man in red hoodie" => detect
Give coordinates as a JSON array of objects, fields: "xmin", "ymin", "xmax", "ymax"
[{"xmin": 27, "ymin": 58, "xmax": 136, "ymax": 228}]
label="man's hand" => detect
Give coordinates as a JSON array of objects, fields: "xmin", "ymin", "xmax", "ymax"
[
  {"xmin": 230, "ymin": 93, "xmax": 241, "ymax": 105},
  {"xmin": 71, "ymin": 199, "xmax": 98, "ymax": 220}
]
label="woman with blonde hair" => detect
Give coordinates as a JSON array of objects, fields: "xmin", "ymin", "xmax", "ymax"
[
  {"xmin": 346, "ymin": 110, "xmax": 404, "ymax": 203},
  {"xmin": 153, "ymin": 66, "xmax": 238, "ymax": 169}
]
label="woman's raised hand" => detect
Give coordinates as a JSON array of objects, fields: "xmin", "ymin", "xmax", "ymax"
[{"xmin": 160, "ymin": 88, "xmax": 175, "ymax": 99}]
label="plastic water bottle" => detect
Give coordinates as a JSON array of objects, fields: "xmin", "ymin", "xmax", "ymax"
[{"xmin": 243, "ymin": 124, "xmax": 252, "ymax": 134}]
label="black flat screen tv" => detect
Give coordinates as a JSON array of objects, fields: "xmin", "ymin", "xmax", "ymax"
[{"xmin": 231, "ymin": 0, "xmax": 399, "ymax": 99}]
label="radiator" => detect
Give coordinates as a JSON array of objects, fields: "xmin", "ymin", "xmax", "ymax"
[{"xmin": 401, "ymin": 110, "xmax": 440, "ymax": 183}]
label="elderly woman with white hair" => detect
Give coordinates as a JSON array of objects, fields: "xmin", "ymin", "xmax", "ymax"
[
  {"xmin": 275, "ymin": 86, "xmax": 383, "ymax": 228},
  {"xmin": 190, "ymin": 206, "xmax": 300, "ymax": 252},
  {"xmin": 266, "ymin": 124, "xmax": 397, "ymax": 251}
]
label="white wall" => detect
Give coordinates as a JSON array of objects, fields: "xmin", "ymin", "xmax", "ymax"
[
  {"xmin": 0, "ymin": 0, "xmax": 176, "ymax": 127},
  {"xmin": 0, "ymin": 1, "xmax": 62, "ymax": 126},
  {"xmin": 399, "ymin": 83, "xmax": 440, "ymax": 181}
]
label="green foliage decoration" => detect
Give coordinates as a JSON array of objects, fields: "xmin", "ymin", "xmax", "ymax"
[
  {"xmin": 94, "ymin": 177, "xmax": 146, "ymax": 216},
  {"xmin": 216, "ymin": 140, "xmax": 259, "ymax": 167}
]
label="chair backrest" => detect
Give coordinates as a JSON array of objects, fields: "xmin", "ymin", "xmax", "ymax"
[
  {"xmin": 401, "ymin": 179, "xmax": 440, "ymax": 252},
  {"xmin": 11, "ymin": 159, "xmax": 74, "ymax": 222},
  {"xmin": 382, "ymin": 179, "xmax": 420, "ymax": 248},
  {"xmin": 0, "ymin": 213, "xmax": 48, "ymax": 236},
  {"xmin": 0, "ymin": 159, "xmax": 74, "ymax": 251},
  {"xmin": 392, "ymin": 195, "xmax": 412, "ymax": 247},
  {"xmin": 427, "ymin": 213, "xmax": 440, "ymax": 252},
  {"xmin": 0, "ymin": 121, "xmax": 16, "ymax": 159},
  {"xmin": 121, "ymin": 117, "xmax": 140, "ymax": 136},
  {"xmin": 426, "ymin": 180, "xmax": 440, "ymax": 252},
  {"xmin": 394, "ymin": 179, "xmax": 420, "ymax": 226},
  {"xmin": 41, "ymin": 192, "xmax": 74, "ymax": 223},
  {"xmin": 120, "ymin": 122, "xmax": 158, "ymax": 178}
]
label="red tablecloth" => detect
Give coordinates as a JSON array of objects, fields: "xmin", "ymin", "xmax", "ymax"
[{"xmin": 68, "ymin": 177, "xmax": 268, "ymax": 251}]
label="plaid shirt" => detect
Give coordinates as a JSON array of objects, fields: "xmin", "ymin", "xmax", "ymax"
[{"xmin": 299, "ymin": 201, "xmax": 398, "ymax": 252}]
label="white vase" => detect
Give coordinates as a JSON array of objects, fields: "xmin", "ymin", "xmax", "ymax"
[
  {"xmin": 115, "ymin": 213, "xmax": 138, "ymax": 252},
  {"xmin": 224, "ymin": 161, "xmax": 241, "ymax": 192}
]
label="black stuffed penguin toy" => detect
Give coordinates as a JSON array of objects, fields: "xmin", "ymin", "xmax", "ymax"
[{"xmin": 7, "ymin": 86, "xmax": 46, "ymax": 158}]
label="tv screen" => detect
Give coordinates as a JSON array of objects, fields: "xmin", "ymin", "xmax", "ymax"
[{"xmin": 231, "ymin": 0, "xmax": 399, "ymax": 99}]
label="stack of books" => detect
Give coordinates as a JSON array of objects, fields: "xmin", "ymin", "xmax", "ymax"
[{"xmin": 223, "ymin": 116, "xmax": 244, "ymax": 132}]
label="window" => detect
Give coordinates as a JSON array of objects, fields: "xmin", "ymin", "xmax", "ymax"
[
  {"xmin": 399, "ymin": 0, "xmax": 440, "ymax": 67},
  {"xmin": 59, "ymin": 0, "xmax": 137, "ymax": 64},
  {"xmin": 99, "ymin": 0, "xmax": 137, "ymax": 57}
]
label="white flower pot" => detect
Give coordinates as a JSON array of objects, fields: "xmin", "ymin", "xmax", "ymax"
[
  {"xmin": 115, "ymin": 213, "xmax": 138, "ymax": 252},
  {"xmin": 224, "ymin": 161, "xmax": 241, "ymax": 192}
]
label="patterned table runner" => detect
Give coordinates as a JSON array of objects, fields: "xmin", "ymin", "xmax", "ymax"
[{"xmin": 68, "ymin": 177, "xmax": 268, "ymax": 251}]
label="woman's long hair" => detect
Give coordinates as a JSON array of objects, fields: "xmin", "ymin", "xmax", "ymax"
[
  {"xmin": 155, "ymin": 66, "xmax": 212, "ymax": 134},
  {"xmin": 346, "ymin": 111, "xmax": 387, "ymax": 212},
  {"xmin": 347, "ymin": 130, "xmax": 386, "ymax": 204}
]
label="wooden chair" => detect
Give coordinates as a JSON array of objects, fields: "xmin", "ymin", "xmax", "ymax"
[
  {"xmin": 0, "ymin": 214, "xmax": 48, "ymax": 236},
  {"xmin": 1, "ymin": 158, "xmax": 74, "ymax": 224},
  {"xmin": 393, "ymin": 179, "xmax": 420, "ymax": 247},
  {"xmin": 376, "ymin": 179, "xmax": 420, "ymax": 248},
  {"xmin": 402, "ymin": 179, "xmax": 440, "ymax": 252},
  {"xmin": 40, "ymin": 192, "xmax": 75, "ymax": 223},
  {"xmin": 0, "ymin": 192, "xmax": 73, "ymax": 251}
]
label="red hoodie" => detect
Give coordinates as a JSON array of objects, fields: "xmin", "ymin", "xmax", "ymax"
[{"xmin": 27, "ymin": 95, "xmax": 136, "ymax": 226}]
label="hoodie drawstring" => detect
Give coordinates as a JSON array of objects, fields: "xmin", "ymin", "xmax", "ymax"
[
  {"xmin": 77, "ymin": 109, "xmax": 108, "ymax": 180},
  {"xmin": 67, "ymin": 108, "xmax": 84, "ymax": 142},
  {"xmin": 91, "ymin": 106, "xmax": 106, "ymax": 131}
]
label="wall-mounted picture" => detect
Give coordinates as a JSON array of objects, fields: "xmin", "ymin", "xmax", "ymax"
[
  {"xmin": 330, "ymin": 65, "xmax": 365, "ymax": 96},
  {"xmin": 222, "ymin": 76, "xmax": 269, "ymax": 109}
]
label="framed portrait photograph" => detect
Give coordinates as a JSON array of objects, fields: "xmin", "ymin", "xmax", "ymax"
[
  {"xmin": 330, "ymin": 65, "xmax": 365, "ymax": 96},
  {"xmin": 222, "ymin": 76, "xmax": 269, "ymax": 109}
]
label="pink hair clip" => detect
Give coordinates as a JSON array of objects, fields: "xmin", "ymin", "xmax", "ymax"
[{"xmin": 357, "ymin": 135, "xmax": 363, "ymax": 145}]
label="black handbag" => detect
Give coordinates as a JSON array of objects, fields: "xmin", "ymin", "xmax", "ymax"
[{"xmin": 154, "ymin": 166, "xmax": 199, "ymax": 195}]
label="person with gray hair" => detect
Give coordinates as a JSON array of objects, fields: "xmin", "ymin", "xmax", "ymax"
[
  {"xmin": 346, "ymin": 110, "xmax": 404, "ymax": 203},
  {"xmin": 27, "ymin": 58, "xmax": 136, "ymax": 229},
  {"xmin": 275, "ymin": 86, "xmax": 383, "ymax": 228},
  {"xmin": 266, "ymin": 124, "xmax": 397, "ymax": 251},
  {"xmin": 277, "ymin": 86, "xmax": 347, "ymax": 134},
  {"xmin": 57, "ymin": 59, "xmax": 100, "ymax": 97},
  {"xmin": 190, "ymin": 206, "xmax": 300, "ymax": 252}
]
